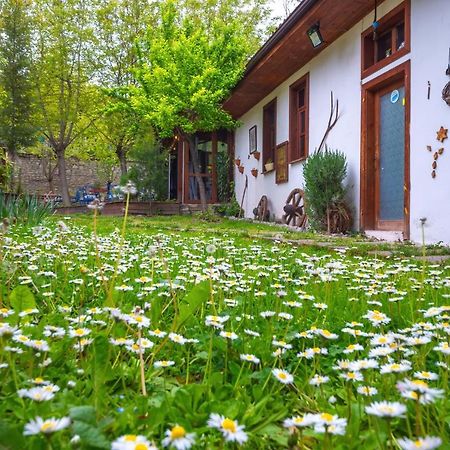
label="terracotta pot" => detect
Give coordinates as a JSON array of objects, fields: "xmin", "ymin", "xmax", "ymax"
[
  {"xmin": 238, "ymin": 166, "xmax": 244, "ymax": 174},
  {"xmin": 253, "ymin": 151, "xmax": 261, "ymax": 161},
  {"xmin": 251, "ymin": 168, "xmax": 258, "ymax": 177},
  {"xmin": 235, "ymin": 158, "xmax": 241, "ymax": 167}
]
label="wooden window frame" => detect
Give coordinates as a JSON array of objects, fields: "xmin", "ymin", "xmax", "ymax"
[
  {"xmin": 361, "ymin": 0, "xmax": 410, "ymax": 79},
  {"xmin": 262, "ymin": 98, "xmax": 277, "ymax": 170},
  {"xmin": 289, "ymin": 73, "xmax": 309, "ymax": 163}
]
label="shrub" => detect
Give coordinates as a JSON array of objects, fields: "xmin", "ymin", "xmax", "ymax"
[
  {"xmin": 0, "ymin": 191, "xmax": 54, "ymax": 226},
  {"xmin": 303, "ymin": 148, "xmax": 352, "ymax": 233}
]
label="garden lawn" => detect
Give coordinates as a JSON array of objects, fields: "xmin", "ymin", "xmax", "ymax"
[{"xmin": 0, "ymin": 215, "xmax": 449, "ymax": 449}]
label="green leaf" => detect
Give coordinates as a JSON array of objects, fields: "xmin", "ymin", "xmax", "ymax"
[
  {"xmin": 0, "ymin": 420, "xmax": 26, "ymax": 450},
  {"xmin": 177, "ymin": 280, "xmax": 209, "ymax": 329},
  {"xmin": 91, "ymin": 335, "xmax": 111, "ymax": 409},
  {"xmin": 69, "ymin": 406, "xmax": 97, "ymax": 425},
  {"xmin": 9, "ymin": 285, "xmax": 35, "ymax": 312},
  {"xmin": 72, "ymin": 421, "xmax": 110, "ymax": 449}
]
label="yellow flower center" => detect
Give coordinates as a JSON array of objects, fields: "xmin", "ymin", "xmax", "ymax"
[
  {"xmin": 278, "ymin": 372, "xmax": 287, "ymax": 380},
  {"xmin": 34, "ymin": 377, "xmax": 44, "ymax": 383},
  {"xmin": 320, "ymin": 413, "xmax": 333, "ymax": 422},
  {"xmin": 124, "ymin": 435, "xmax": 137, "ymax": 442},
  {"xmin": 222, "ymin": 418, "xmax": 236, "ymax": 433},
  {"xmin": 414, "ymin": 441, "xmax": 423, "ymax": 448},
  {"xmin": 75, "ymin": 329, "xmax": 85, "ymax": 336},
  {"xmin": 135, "ymin": 444, "xmax": 148, "ymax": 450},
  {"xmin": 170, "ymin": 425, "xmax": 186, "ymax": 439},
  {"xmin": 40, "ymin": 421, "xmax": 55, "ymax": 432}
]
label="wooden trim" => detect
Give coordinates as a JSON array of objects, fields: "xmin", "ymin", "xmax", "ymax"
[
  {"xmin": 289, "ymin": 73, "xmax": 309, "ymax": 162},
  {"xmin": 361, "ymin": 0, "xmax": 410, "ymax": 79},
  {"xmin": 262, "ymin": 98, "xmax": 277, "ymax": 170},
  {"xmin": 177, "ymin": 141, "xmax": 183, "ymax": 202},
  {"xmin": 360, "ymin": 60, "xmax": 410, "ymax": 239}
]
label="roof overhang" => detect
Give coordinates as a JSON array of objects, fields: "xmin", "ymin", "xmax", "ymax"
[{"xmin": 224, "ymin": 0, "xmax": 382, "ymax": 118}]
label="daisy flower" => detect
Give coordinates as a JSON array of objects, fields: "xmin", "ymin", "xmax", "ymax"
[
  {"xmin": 219, "ymin": 331, "xmax": 238, "ymax": 340},
  {"xmin": 272, "ymin": 368, "xmax": 294, "ymax": 384},
  {"xmin": 207, "ymin": 413, "xmax": 248, "ymax": 444},
  {"xmin": 357, "ymin": 386, "xmax": 378, "ymax": 396},
  {"xmin": 283, "ymin": 414, "xmax": 316, "ymax": 428},
  {"xmin": 162, "ymin": 425, "xmax": 196, "ymax": 449},
  {"xmin": 397, "ymin": 436, "xmax": 442, "ymax": 450},
  {"xmin": 23, "ymin": 416, "xmax": 70, "ymax": 435},
  {"xmin": 154, "ymin": 360, "xmax": 175, "ymax": 368},
  {"xmin": 365, "ymin": 401, "xmax": 406, "ymax": 418},
  {"xmin": 239, "ymin": 354, "xmax": 260, "ymax": 364},
  {"xmin": 112, "ymin": 434, "xmax": 157, "ymax": 450},
  {"xmin": 309, "ymin": 374, "xmax": 329, "ymax": 386}
]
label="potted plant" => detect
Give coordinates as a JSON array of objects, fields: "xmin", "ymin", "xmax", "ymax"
[
  {"xmin": 253, "ymin": 151, "xmax": 261, "ymax": 161},
  {"xmin": 238, "ymin": 165, "xmax": 245, "ymax": 174},
  {"xmin": 251, "ymin": 168, "xmax": 258, "ymax": 177},
  {"xmin": 264, "ymin": 159, "xmax": 274, "ymax": 172}
]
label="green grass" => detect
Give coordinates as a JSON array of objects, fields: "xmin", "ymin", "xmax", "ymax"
[{"xmin": 0, "ymin": 215, "xmax": 449, "ymax": 449}]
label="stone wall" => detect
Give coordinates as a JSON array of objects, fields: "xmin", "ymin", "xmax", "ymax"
[{"xmin": 11, "ymin": 154, "xmax": 120, "ymax": 195}]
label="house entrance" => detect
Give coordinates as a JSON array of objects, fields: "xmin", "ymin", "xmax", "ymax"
[{"xmin": 360, "ymin": 62, "xmax": 410, "ymax": 238}]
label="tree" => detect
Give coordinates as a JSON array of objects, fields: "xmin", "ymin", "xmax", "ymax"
[
  {"xmin": 31, "ymin": 0, "xmax": 98, "ymax": 205},
  {"xmin": 95, "ymin": 0, "xmax": 154, "ymax": 177},
  {"xmin": 131, "ymin": 0, "xmax": 271, "ymax": 209},
  {"xmin": 0, "ymin": 0, "xmax": 36, "ymax": 156}
]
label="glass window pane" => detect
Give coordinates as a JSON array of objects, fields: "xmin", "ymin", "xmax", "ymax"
[
  {"xmin": 379, "ymin": 87, "xmax": 405, "ymax": 221},
  {"xmin": 298, "ymin": 88, "xmax": 305, "ymax": 108}
]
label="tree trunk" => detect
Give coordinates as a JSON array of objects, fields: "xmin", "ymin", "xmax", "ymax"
[
  {"xmin": 187, "ymin": 135, "xmax": 207, "ymax": 211},
  {"xmin": 116, "ymin": 145, "xmax": 128, "ymax": 177},
  {"xmin": 56, "ymin": 150, "xmax": 71, "ymax": 206}
]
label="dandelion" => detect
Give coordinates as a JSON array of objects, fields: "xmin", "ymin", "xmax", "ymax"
[
  {"xmin": 23, "ymin": 416, "xmax": 70, "ymax": 435},
  {"xmin": 207, "ymin": 413, "xmax": 248, "ymax": 444},
  {"xmin": 272, "ymin": 368, "xmax": 294, "ymax": 384},
  {"xmin": 162, "ymin": 425, "xmax": 196, "ymax": 449},
  {"xmin": 121, "ymin": 181, "xmax": 137, "ymax": 195}
]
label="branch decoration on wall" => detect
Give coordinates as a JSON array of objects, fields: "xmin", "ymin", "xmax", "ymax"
[{"xmin": 436, "ymin": 126, "xmax": 448, "ymax": 143}]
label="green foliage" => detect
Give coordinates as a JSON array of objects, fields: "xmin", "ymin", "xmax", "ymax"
[
  {"xmin": 0, "ymin": 0, "xmax": 36, "ymax": 154},
  {"xmin": 177, "ymin": 280, "xmax": 210, "ymax": 328},
  {"xmin": 216, "ymin": 151, "xmax": 231, "ymax": 202},
  {"xmin": 303, "ymin": 148, "xmax": 348, "ymax": 232},
  {"xmin": 125, "ymin": 137, "xmax": 169, "ymax": 200},
  {"xmin": 9, "ymin": 285, "xmax": 35, "ymax": 312},
  {"xmin": 0, "ymin": 191, "xmax": 54, "ymax": 225},
  {"xmin": 0, "ymin": 149, "xmax": 14, "ymax": 191},
  {"xmin": 215, "ymin": 195, "xmax": 241, "ymax": 217},
  {"xmin": 131, "ymin": 0, "xmax": 266, "ymax": 138}
]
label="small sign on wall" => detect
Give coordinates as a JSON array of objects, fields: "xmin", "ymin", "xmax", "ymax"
[{"xmin": 275, "ymin": 141, "xmax": 289, "ymax": 184}]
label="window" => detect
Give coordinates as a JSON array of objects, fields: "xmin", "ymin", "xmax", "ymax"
[
  {"xmin": 362, "ymin": 1, "xmax": 410, "ymax": 78},
  {"xmin": 289, "ymin": 73, "xmax": 309, "ymax": 162},
  {"xmin": 262, "ymin": 99, "xmax": 277, "ymax": 168}
]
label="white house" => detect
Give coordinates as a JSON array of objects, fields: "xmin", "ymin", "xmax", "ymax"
[{"xmin": 223, "ymin": 0, "xmax": 450, "ymax": 244}]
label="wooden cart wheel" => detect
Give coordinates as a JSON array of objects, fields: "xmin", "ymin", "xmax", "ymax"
[
  {"xmin": 282, "ymin": 188, "xmax": 307, "ymax": 228},
  {"xmin": 253, "ymin": 195, "xmax": 269, "ymax": 221}
]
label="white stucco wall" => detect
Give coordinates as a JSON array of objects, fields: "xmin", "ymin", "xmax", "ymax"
[{"xmin": 234, "ymin": 0, "xmax": 450, "ymax": 245}]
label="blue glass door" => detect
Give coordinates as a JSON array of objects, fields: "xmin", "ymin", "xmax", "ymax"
[{"xmin": 376, "ymin": 84, "xmax": 405, "ymax": 228}]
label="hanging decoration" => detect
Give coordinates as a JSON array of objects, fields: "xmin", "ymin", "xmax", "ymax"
[
  {"xmin": 426, "ymin": 135, "xmax": 445, "ymax": 178},
  {"xmin": 436, "ymin": 126, "xmax": 448, "ymax": 143},
  {"xmin": 372, "ymin": 0, "xmax": 379, "ymax": 40},
  {"xmin": 442, "ymin": 82, "xmax": 450, "ymax": 106}
]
